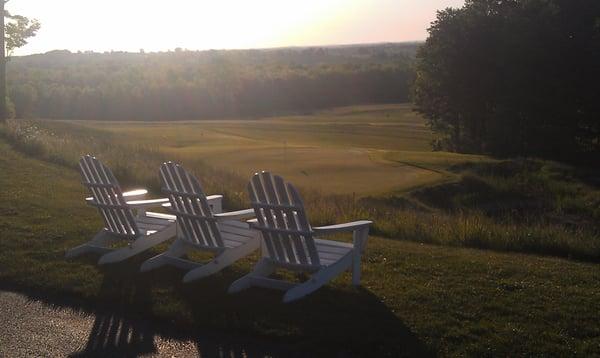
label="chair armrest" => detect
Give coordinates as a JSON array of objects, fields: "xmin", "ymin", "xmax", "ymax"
[
  {"xmin": 314, "ymin": 220, "xmax": 372, "ymax": 253},
  {"xmin": 126, "ymin": 198, "xmax": 170, "ymax": 208},
  {"xmin": 122, "ymin": 189, "xmax": 148, "ymax": 201},
  {"xmin": 214, "ymin": 208, "xmax": 255, "ymax": 221},
  {"xmin": 160, "ymin": 195, "xmax": 222, "ymax": 207},
  {"xmin": 206, "ymin": 195, "xmax": 223, "ymax": 214},
  {"xmin": 312, "ymin": 220, "xmax": 372, "ymax": 235},
  {"xmin": 85, "ymin": 189, "xmax": 148, "ymax": 204}
]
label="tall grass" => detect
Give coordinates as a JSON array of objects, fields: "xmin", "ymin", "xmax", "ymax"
[
  {"xmin": 0, "ymin": 119, "xmax": 248, "ymax": 207},
  {"xmin": 1, "ymin": 119, "xmax": 598, "ymax": 261}
]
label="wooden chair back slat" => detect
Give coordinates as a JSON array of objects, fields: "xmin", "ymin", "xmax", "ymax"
[
  {"xmin": 167, "ymin": 164, "xmax": 207, "ymax": 245},
  {"xmin": 249, "ymin": 171, "xmax": 320, "ymax": 267},
  {"xmin": 249, "ymin": 174, "xmax": 284, "ymax": 259},
  {"xmin": 160, "ymin": 162, "xmax": 223, "ymax": 248},
  {"xmin": 86, "ymin": 156, "xmax": 137, "ymax": 237},
  {"xmin": 262, "ymin": 174, "xmax": 300, "ymax": 264},
  {"xmin": 287, "ymin": 183, "xmax": 320, "ymax": 263},
  {"xmin": 79, "ymin": 155, "xmax": 139, "ymax": 237},
  {"xmin": 273, "ymin": 175, "xmax": 309, "ymax": 265}
]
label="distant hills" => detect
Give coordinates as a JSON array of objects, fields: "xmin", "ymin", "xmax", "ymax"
[{"xmin": 7, "ymin": 43, "xmax": 419, "ymax": 120}]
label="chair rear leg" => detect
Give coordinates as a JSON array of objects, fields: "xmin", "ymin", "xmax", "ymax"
[
  {"xmin": 183, "ymin": 238, "xmax": 260, "ymax": 283},
  {"xmin": 283, "ymin": 253, "xmax": 353, "ymax": 303},
  {"xmin": 140, "ymin": 238, "xmax": 190, "ymax": 272},
  {"xmin": 65, "ymin": 230, "xmax": 116, "ymax": 258},
  {"xmin": 98, "ymin": 224, "xmax": 176, "ymax": 265},
  {"xmin": 228, "ymin": 258, "xmax": 276, "ymax": 293}
]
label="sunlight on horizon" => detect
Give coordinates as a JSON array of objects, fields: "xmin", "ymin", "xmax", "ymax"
[{"xmin": 9, "ymin": 0, "xmax": 464, "ymax": 55}]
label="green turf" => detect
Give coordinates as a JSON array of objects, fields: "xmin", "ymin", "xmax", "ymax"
[
  {"xmin": 0, "ymin": 138, "xmax": 599, "ymax": 356},
  {"xmin": 1, "ymin": 104, "xmax": 599, "ymax": 260},
  {"xmin": 69, "ymin": 103, "xmax": 467, "ymax": 195}
]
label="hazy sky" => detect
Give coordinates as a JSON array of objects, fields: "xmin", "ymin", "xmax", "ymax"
[{"xmin": 9, "ymin": 0, "xmax": 465, "ymax": 55}]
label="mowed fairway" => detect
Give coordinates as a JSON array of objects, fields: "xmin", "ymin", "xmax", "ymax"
[{"xmin": 73, "ymin": 104, "xmax": 481, "ymax": 194}]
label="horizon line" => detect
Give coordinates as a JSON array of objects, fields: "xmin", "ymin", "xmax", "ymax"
[{"xmin": 15, "ymin": 40, "xmax": 425, "ymax": 57}]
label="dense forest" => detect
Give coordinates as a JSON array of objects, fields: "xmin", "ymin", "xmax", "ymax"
[
  {"xmin": 7, "ymin": 43, "xmax": 418, "ymax": 120},
  {"xmin": 414, "ymin": 0, "xmax": 600, "ymax": 161}
]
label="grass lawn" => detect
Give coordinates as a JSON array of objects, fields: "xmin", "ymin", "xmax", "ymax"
[
  {"xmin": 1, "ymin": 104, "xmax": 598, "ymax": 259},
  {"xmin": 1, "ymin": 139, "xmax": 599, "ymax": 356},
  {"xmin": 70, "ymin": 103, "xmax": 457, "ymax": 195}
]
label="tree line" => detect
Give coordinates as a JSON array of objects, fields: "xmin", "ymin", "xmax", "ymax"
[
  {"xmin": 414, "ymin": 0, "xmax": 600, "ymax": 161},
  {"xmin": 7, "ymin": 44, "xmax": 417, "ymax": 120},
  {"xmin": 2, "ymin": 0, "xmax": 40, "ymax": 122}
]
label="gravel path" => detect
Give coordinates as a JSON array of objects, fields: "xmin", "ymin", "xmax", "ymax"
[{"xmin": 0, "ymin": 290, "xmax": 283, "ymax": 357}]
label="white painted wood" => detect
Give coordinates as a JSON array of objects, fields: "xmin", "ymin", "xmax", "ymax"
[
  {"xmin": 206, "ymin": 195, "xmax": 223, "ymax": 214},
  {"xmin": 140, "ymin": 162, "xmax": 259, "ymax": 282},
  {"xmin": 64, "ymin": 231, "xmax": 117, "ymax": 258},
  {"xmin": 228, "ymin": 171, "xmax": 373, "ymax": 302},
  {"xmin": 65, "ymin": 155, "xmax": 177, "ymax": 264},
  {"xmin": 161, "ymin": 195, "xmax": 224, "ymax": 214},
  {"xmin": 126, "ymin": 198, "xmax": 170, "ymax": 208},
  {"xmin": 214, "ymin": 208, "xmax": 255, "ymax": 221},
  {"xmin": 228, "ymin": 258, "xmax": 276, "ymax": 293},
  {"xmin": 312, "ymin": 221, "xmax": 372, "ymax": 235},
  {"xmin": 98, "ymin": 222, "xmax": 176, "ymax": 265},
  {"xmin": 85, "ymin": 189, "xmax": 147, "ymax": 204},
  {"xmin": 282, "ymin": 251, "xmax": 353, "ymax": 303}
]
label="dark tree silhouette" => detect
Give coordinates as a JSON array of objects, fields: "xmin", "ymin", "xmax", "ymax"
[
  {"xmin": 1, "ymin": 0, "xmax": 39, "ymax": 122},
  {"xmin": 7, "ymin": 44, "xmax": 417, "ymax": 120},
  {"xmin": 414, "ymin": 0, "xmax": 600, "ymax": 161}
]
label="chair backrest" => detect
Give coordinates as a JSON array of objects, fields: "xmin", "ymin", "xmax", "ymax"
[
  {"xmin": 159, "ymin": 162, "xmax": 223, "ymax": 248},
  {"xmin": 248, "ymin": 171, "xmax": 320, "ymax": 267},
  {"xmin": 79, "ymin": 155, "xmax": 139, "ymax": 238}
]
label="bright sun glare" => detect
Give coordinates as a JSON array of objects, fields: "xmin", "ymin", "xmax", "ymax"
[{"xmin": 9, "ymin": 0, "xmax": 465, "ymax": 55}]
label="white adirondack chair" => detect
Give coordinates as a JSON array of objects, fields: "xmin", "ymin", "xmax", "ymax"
[
  {"xmin": 140, "ymin": 162, "xmax": 260, "ymax": 283},
  {"xmin": 65, "ymin": 155, "xmax": 180, "ymax": 265},
  {"xmin": 228, "ymin": 171, "xmax": 372, "ymax": 303}
]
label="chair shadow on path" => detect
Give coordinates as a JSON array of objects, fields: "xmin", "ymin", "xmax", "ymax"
[
  {"xmin": 4, "ymin": 253, "xmax": 433, "ymax": 357},
  {"xmin": 65, "ymin": 262, "xmax": 298, "ymax": 358},
  {"xmin": 67, "ymin": 270, "xmax": 157, "ymax": 357},
  {"xmin": 68, "ymin": 311, "xmax": 156, "ymax": 357}
]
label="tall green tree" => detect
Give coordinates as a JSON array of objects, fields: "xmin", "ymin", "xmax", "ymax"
[
  {"xmin": 414, "ymin": 0, "xmax": 600, "ymax": 160},
  {"xmin": 1, "ymin": 0, "xmax": 39, "ymax": 122}
]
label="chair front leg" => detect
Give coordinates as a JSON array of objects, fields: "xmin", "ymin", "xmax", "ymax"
[
  {"xmin": 351, "ymin": 227, "xmax": 369, "ymax": 285},
  {"xmin": 352, "ymin": 250, "xmax": 361, "ymax": 286},
  {"xmin": 353, "ymin": 226, "xmax": 370, "ymax": 253}
]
